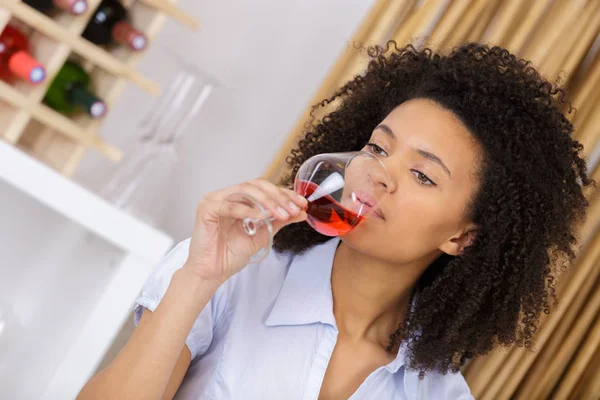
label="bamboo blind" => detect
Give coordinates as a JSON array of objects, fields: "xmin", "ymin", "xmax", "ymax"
[{"xmin": 264, "ymin": 1, "xmax": 600, "ymax": 398}]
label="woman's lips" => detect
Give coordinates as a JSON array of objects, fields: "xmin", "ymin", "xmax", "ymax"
[{"xmin": 352, "ymin": 189, "xmax": 385, "ymax": 220}]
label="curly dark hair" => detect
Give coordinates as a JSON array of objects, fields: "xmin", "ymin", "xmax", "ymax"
[{"xmin": 272, "ymin": 42, "xmax": 595, "ymax": 379}]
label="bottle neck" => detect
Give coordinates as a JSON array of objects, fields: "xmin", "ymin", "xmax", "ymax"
[
  {"xmin": 53, "ymin": 0, "xmax": 88, "ymax": 15},
  {"xmin": 112, "ymin": 21, "xmax": 147, "ymax": 51},
  {"xmin": 65, "ymin": 83, "xmax": 106, "ymax": 118},
  {"xmin": 8, "ymin": 50, "xmax": 45, "ymax": 84}
]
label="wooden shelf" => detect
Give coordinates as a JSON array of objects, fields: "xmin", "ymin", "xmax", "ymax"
[
  {"xmin": 0, "ymin": 7, "xmax": 11, "ymax": 29},
  {"xmin": 139, "ymin": 0, "xmax": 199, "ymax": 30},
  {"xmin": 0, "ymin": 0, "xmax": 199, "ymax": 176},
  {"xmin": 2, "ymin": 0, "xmax": 161, "ymax": 94},
  {"xmin": 0, "ymin": 80, "xmax": 122, "ymax": 160},
  {"xmin": 2, "ymin": 0, "xmax": 103, "ymax": 144}
]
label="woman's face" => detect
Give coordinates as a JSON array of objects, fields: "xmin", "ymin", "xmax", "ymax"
[{"xmin": 343, "ymin": 98, "xmax": 483, "ymax": 265}]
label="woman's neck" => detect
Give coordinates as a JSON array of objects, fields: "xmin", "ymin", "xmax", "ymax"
[{"xmin": 330, "ymin": 241, "xmax": 429, "ymax": 347}]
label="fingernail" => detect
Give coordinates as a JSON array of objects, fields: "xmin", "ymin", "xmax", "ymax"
[
  {"xmin": 276, "ymin": 206, "xmax": 290, "ymax": 219},
  {"xmin": 288, "ymin": 202, "xmax": 300, "ymax": 213}
]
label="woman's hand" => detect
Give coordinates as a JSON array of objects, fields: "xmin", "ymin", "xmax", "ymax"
[
  {"xmin": 77, "ymin": 180, "xmax": 305, "ymax": 399},
  {"xmin": 182, "ymin": 178, "xmax": 308, "ymax": 285}
]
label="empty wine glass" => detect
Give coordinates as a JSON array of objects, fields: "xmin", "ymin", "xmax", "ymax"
[
  {"xmin": 218, "ymin": 151, "xmax": 391, "ymax": 263},
  {"xmin": 99, "ymin": 51, "xmax": 218, "ymax": 227}
]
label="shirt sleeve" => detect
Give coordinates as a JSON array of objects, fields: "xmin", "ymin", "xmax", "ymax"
[{"xmin": 133, "ymin": 238, "xmax": 231, "ymax": 361}]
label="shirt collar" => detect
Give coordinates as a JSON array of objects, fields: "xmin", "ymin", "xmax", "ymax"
[
  {"xmin": 265, "ymin": 237, "xmax": 340, "ymax": 328},
  {"xmin": 265, "ymin": 237, "xmax": 419, "ymax": 375}
]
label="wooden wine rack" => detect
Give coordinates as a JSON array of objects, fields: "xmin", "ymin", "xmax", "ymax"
[{"xmin": 0, "ymin": 0, "xmax": 198, "ymax": 176}]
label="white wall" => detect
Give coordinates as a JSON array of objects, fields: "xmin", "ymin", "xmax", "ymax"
[{"xmin": 76, "ymin": 0, "xmax": 375, "ymax": 242}]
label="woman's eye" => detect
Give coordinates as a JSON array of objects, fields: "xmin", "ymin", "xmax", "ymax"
[
  {"xmin": 411, "ymin": 170, "xmax": 436, "ymax": 187},
  {"xmin": 366, "ymin": 143, "xmax": 388, "ymax": 156}
]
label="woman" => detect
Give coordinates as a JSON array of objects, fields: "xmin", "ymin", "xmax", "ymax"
[{"xmin": 79, "ymin": 43, "xmax": 593, "ymax": 399}]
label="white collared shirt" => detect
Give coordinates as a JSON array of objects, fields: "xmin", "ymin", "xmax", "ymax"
[{"xmin": 134, "ymin": 237, "xmax": 474, "ymax": 399}]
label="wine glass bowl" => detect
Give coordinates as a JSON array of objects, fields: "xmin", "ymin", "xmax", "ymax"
[
  {"xmin": 294, "ymin": 151, "xmax": 390, "ymax": 236},
  {"xmin": 219, "ymin": 151, "xmax": 390, "ymax": 263}
]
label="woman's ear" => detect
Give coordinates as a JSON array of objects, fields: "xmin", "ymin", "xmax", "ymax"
[{"xmin": 439, "ymin": 225, "xmax": 478, "ymax": 256}]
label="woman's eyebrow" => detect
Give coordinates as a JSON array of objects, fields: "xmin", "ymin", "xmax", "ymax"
[
  {"xmin": 375, "ymin": 124, "xmax": 396, "ymax": 139},
  {"xmin": 375, "ymin": 124, "xmax": 452, "ymax": 178}
]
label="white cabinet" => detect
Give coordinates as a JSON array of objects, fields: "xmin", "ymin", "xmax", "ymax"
[{"xmin": 0, "ymin": 141, "xmax": 174, "ymax": 399}]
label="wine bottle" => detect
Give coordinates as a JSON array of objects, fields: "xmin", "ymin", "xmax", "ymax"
[
  {"xmin": 82, "ymin": 0, "xmax": 147, "ymax": 51},
  {"xmin": 44, "ymin": 61, "xmax": 107, "ymax": 118},
  {"xmin": 0, "ymin": 25, "xmax": 46, "ymax": 84},
  {"xmin": 24, "ymin": 0, "xmax": 88, "ymax": 15}
]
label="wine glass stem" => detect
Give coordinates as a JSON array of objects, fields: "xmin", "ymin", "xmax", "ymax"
[{"xmin": 243, "ymin": 216, "xmax": 277, "ymax": 236}]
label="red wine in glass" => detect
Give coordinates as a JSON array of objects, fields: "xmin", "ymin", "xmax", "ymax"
[
  {"xmin": 218, "ymin": 151, "xmax": 390, "ymax": 264},
  {"xmin": 295, "ymin": 179, "xmax": 364, "ymax": 236}
]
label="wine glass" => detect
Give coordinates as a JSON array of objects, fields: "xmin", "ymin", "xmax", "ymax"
[
  {"xmin": 99, "ymin": 50, "xmax": 220, "ymax": 227},
  {"xmin": 218, "ymin": 151, "xmax": 391, "ymax": 263}
]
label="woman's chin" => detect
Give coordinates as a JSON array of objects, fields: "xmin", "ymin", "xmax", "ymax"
[{"xmin": 339, "ymin": 219, "xmax": 379, "ymax": 247}]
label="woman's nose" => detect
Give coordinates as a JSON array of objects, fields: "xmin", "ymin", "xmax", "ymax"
[{"xmin": 369, "ymin": 164, "xmax": 397, "ymax": 194}]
